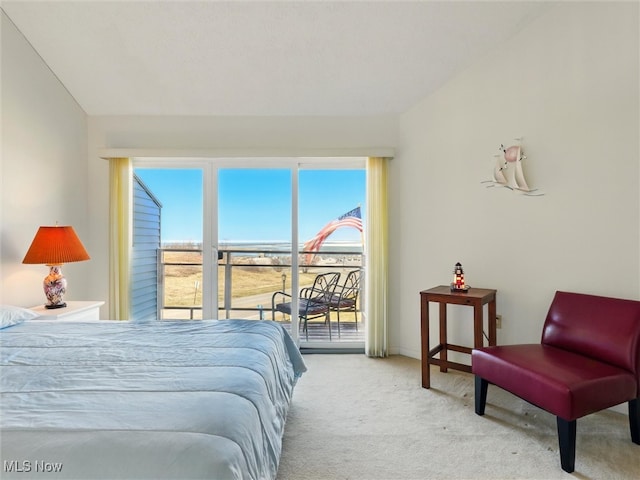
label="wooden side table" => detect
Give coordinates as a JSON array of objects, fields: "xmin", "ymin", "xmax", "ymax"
[{"xmin": 420, "ymin": 285, "xmax": 497, "ymax": 389}]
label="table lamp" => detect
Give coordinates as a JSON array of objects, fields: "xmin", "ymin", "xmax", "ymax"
[
  {"xmin": 451, "ymin": 262, "xmax": 469, "ymax": 292},
  {"xmin": 22, "ymin": 225, "xmax": 90, "ymax": 309}
]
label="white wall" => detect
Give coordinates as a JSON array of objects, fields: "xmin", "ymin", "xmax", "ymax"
[
  {"xmin": 391, "ymin": 2, "xmax": 639, "ymax": 358},
  {"xmin": 1, "ymin": 13, "xmax": 90, "ymax": 307}
]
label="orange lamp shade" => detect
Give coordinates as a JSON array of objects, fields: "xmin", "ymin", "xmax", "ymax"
[{"xmin": 22, "ymin": 226, "xmax": 90, "ymax": 265}]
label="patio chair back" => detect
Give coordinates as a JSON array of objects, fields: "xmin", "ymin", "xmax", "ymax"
[{"xmin": 329, "ymin": 269, "xmax": 362, "ymax": 335}]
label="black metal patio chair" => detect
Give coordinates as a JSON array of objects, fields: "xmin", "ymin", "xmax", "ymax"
[
  {"xmin": 327, "ymin": 269, "xmax": 362, "ymax": 337},
  {"xmin": 271, "ymin": 272, "xmax": 341, "ymax": 340}
]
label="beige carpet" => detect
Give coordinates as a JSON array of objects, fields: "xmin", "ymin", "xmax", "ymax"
[{"xmin": 277, "ymin": 354, "xmax": 639, "ymax": 480}]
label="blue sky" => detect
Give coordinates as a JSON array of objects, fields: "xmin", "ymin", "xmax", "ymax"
[{"xmin": 135, "ymin": 168, "xmax": 365, "ymax": 244}]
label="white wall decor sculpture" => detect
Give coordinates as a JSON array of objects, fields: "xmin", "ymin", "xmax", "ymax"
[{"xmin": 483, "ymin": 138, "xmax": 544, "ymax": 196}]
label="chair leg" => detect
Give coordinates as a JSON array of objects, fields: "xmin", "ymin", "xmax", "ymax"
[
  {"xmin": 556, "ymin": 417, "xmax": 576, "ymax": 473},
  {"xmin": 630, "ymin": 398, "xmax": 640, "ymax": 444},
  {"xmin": 474, "ymin": 376, "xmax": 488, "ymax": 416}
]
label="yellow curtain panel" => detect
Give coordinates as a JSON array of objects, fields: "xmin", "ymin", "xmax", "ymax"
[
  {"xmin": 365, "ymin": 157, "xmax": 389, "ymax": 357},
  {"xmin": 109, "ymin": 157, "xmax": 132, "ymax": 320}
]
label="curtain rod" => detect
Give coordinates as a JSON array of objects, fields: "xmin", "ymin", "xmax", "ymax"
[{"xmin": 98, "ymin": 147, "xmax": 395, "ymax": 159}]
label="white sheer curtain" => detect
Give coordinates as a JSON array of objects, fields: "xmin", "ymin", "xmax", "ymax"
[
  {"xmin": 109, "ymin": 157, "xmax": 132, "ymax": 320},
  {"xmin": 365, "ymin": 157, "xmax": 389, "ymax": 357}
]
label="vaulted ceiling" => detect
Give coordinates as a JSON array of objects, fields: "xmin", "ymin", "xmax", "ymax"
[{"xmin": 2, "ymin": 1, "xmax": 552, "ymax": 116}]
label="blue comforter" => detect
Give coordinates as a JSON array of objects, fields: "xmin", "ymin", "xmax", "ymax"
[{"xmin": 0, "ymin": 319, "xmax": 306, "ymax": 479}]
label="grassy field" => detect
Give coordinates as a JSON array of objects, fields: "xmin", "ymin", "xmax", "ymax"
[{"xmin": 162, "ymin": 250, "xmax": 348, "ymax": 307}]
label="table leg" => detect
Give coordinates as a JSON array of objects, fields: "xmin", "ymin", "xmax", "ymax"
[
  {"xmin": 421, "ymin": 294, "xmax": 430, "ymax": 388},
  {"xmin": 473, "ymin": 302, "xmax": 483, "ymax": 349},
  {"xmin": 488, "ymin": 299, "xmax": 497, "ymax": 346},
  {"xmin": 439, "ymin": 302, "xmax": 448, "ymax": 373}
]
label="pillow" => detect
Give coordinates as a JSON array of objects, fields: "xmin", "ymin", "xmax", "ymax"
[{"xmin": 0, "ymin": 305, "xmax": 39, "ymax": 329}]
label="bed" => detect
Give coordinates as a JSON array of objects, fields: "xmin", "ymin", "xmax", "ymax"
[{"xmin": 0, "ymin": 306, "xmax": 306, "ymax": 480}]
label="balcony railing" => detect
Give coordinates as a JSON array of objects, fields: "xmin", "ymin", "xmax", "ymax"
[{"xmin": 156, "ymin": 247, "xmax": 364, "ymax": 342}]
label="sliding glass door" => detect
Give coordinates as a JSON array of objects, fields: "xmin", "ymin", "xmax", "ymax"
[
  {"xmin": 133, "ymin": 166, "xmax": 205, "ymax": 321},
  {"xmin": 297, "ymin": 167, "xmax": 365, "ymax": 346},
  {"xmin": 132, "ymin": 158, "xmax": 365, "ymax": 349},
  {"xmin": 217, "ymin": 168, "xmax": 293, "ymax": 330}
]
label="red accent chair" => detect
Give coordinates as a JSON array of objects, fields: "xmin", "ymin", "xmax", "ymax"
[{"xmin": 472, "ymin": 291, "xmax": 640, "ymax": 473}]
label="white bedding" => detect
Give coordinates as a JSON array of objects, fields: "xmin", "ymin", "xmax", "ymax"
[{"xmin": 0, "ymin": 319, "xmax": 306, "ymax": 479}]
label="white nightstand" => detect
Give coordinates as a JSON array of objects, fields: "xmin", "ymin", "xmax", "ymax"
[{"xmin": 30, "ymin": 301, "xmax": 105, "ymax": 321}]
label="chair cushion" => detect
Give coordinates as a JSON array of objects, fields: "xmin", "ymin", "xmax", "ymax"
[
  {"xmin": 472, "ymin": 344, "xmax": 637, "ymax": 420},
  {"xmin": 329, "ymin": 295, "xmax": 356, "ymax": 308},
  {"xmin": 298, "ymin": 299, "xmax": 328, "ymax": 315},
  {"xmin": 275, "ymin": 299, "xmax": 327, "ymax": 316}
]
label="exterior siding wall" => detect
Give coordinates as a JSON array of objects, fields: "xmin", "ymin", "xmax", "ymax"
[{"xmin": 131, "ymin": 175, "xmax": 161, "ymax": 321}]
